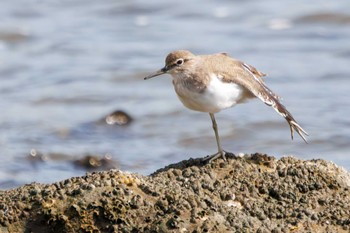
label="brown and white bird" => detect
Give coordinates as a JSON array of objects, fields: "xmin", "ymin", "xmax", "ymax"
[{"xmin": 144, "ymin": 50, "xmax": 308, "ymax": 162}]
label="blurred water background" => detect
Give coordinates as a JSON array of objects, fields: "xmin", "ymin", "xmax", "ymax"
[{"xmin": 0, "ymin": 0, "xmax": 349, "ymax": 189}]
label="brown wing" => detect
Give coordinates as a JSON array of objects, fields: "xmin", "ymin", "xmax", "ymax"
[{"xmin": 207, "ymin": 54, "xmax": 308, "ymax": 142}]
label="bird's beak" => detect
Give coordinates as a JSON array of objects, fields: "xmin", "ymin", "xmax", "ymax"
[{"xmin": 144, "ymin": 67, "xmax": 168, "ymax": 80}]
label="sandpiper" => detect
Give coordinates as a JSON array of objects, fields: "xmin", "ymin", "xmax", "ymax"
[{"xmin": 144, "ymin": 50, "xmax": 308, "ymax": 162}]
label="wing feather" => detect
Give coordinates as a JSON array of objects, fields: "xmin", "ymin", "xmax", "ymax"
[
  {"xmin": 241, "ymin": 63, "xmax": 309, "ymax": 142},
  {"xmin": 207, "ymin": 54, "xmax": 309, "ymax": 142}
]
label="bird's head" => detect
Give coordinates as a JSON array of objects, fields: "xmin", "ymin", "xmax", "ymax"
[{"xmin": 144, "ymin": 50, "xmax": 195, "ymax": 80}]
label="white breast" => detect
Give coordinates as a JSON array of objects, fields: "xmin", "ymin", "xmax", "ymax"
[{"xmin": 174, "ymin": 74, "xmax": 245, "ymax": 113}]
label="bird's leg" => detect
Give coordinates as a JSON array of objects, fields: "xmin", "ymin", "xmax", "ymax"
[{"xmin": 203, "ymin": 113, "xmax": 226, "ymax": 162}]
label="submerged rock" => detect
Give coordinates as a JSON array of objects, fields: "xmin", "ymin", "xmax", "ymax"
[
  {"xmin": 0, "ymin": 153, "xmax": 349, "ymax": 232},
  {"xmin": 98, "ymin": 110, "xmax": 133, "ymax": 126},
  {"xmin": 73, "ymin": 154, "xmax": 118, "ymax": 170},
  {"xmin": 296, "ymin": 12, "xmax": 350, "ymax": 24}
]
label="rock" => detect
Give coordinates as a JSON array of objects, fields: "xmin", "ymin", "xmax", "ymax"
[
  {"xmin": 73, "ymin": 154, "xmax": 118, "ymax": 170},
  {"xmin": 295, "ymin": 12, "xmax": 350, "ymax": 24},
  {"xmin": 0, "ymin": 153, "xmax": 349, "ymax": 232},
  {"xmin": 98, "ymin": 110, "xmax": 133, "ymax": 126}
]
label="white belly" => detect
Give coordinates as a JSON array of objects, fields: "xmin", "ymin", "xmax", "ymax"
[{"xmin": 174, "ymin": 75, "xmax": 245, "ymax": 113}]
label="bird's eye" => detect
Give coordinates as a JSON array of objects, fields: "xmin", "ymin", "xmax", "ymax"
[{"xmin": 176, "ymin": 59, "xmax": 184, "ymax": 65}]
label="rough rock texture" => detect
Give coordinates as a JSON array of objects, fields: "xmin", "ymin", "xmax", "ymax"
[{"xmin": 0, "ymin": 153, "xmax": 350, "ymax": 233}]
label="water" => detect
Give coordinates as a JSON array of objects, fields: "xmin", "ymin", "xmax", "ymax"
[{"xmin": 0, "ymin": 0, "xmax": 350, "ymax": 189}]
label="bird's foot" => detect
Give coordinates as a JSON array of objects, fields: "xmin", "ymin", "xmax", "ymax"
[{"xmin": 202, "ymin": 150, "xmax": 226, "ymax": 163}]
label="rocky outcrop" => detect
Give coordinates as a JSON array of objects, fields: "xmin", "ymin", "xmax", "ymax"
[{"xmin": 1, "ymin": 153, "xmax": 349, "ymax": 232}]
